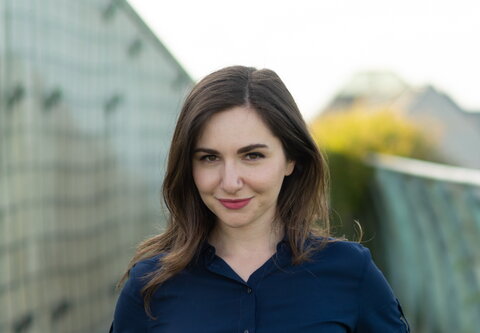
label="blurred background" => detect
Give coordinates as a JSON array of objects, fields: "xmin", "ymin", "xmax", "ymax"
[{"xmin": 0, "ymin": 0, "xmax": 479, "ymax": 332}]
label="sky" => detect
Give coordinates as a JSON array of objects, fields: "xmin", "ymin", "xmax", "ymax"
[{"xmin": 128, "ymin": 0, "xmax": 480, "ymax": 120}]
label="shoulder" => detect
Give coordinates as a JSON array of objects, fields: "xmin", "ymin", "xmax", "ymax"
[
  {"xmin": 309, "ymin": 239, "xmax": 372, "ymax": 272},
  {"xmin": 112, "ymin": 256, "xmax": 163, "ymax": 332},
  {"xmin": 122, "ymin": 255, "xmax": 163, "ymax": 299},
  {"xmin": 309, "ymin": 240, "xmax": 410, "ymax": 331},
  {"xmin": 321, "ymin": 239, "xmax": 371, "ymax": 257},
  {"xmin": 301, "ymin": 239, "xmax": 381, "ymax": 293},
  {"xmin": 130, "ymin": 255, "xmax": 162, "ymax": 278},
  {"xmin": 310, "ymin": 239, "xmax": 392, "ymax": 292},
  {"xmin": 292, "ymin": 239, "xmax": 375, "ymax": 289}
]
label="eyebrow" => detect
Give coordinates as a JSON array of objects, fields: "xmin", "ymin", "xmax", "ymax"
[{"xmin": 193, "ymin": 144, "xmax": 269, "ymax": 155}]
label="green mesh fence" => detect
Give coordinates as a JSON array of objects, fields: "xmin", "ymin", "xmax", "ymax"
[
  {"xmin": 0, "ymin": 0, "xmax": 192, "ymax": 332},
  {"xmin": 369, "ymin": 154, "xmax": 480, "ymax": 333}
]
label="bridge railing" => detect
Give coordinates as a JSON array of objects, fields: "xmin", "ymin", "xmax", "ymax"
[{"xmin": 368, "ymin": 154, "xmax": 480, "ymax": 333}]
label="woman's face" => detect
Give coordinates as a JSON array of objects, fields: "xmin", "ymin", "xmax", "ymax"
[{"xmin": 192, "ymin": 106, "xmax": 295, "ymax": 232}]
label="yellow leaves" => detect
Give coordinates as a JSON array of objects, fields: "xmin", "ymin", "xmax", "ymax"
[
  {"xmin": 309, "ymin": 106, "xmax": 435, "ymax": 160},
  {"xmin": 308, "ymin": 105, "xmax": 439, "ymax": 237}
]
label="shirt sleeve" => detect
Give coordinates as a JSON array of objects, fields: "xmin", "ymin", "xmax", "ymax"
[
  {"xmin": 110, "ymin": 261, "xmax": 152, "ymax": 333},
  {"xmin": 355, "ymin": 247, "xmax": 410, "ymax": 333}
]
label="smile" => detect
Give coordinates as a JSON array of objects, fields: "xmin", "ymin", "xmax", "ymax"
[{"xmin": 218, "ymin": 198, "xmax": 252, "ymax": 210}]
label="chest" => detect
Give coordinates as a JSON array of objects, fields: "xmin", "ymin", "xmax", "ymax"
[{"xmin": 147, "ymin": 266, "xmax": 358, "ymax": 333}]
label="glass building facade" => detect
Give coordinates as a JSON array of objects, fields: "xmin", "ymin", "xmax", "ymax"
[{"xmin": 0, "ymin": 0, "xmax": 192, "ymax": 332}]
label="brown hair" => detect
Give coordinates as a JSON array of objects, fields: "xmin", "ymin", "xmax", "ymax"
[{"xmin": 119, "ymin": 65, "xmax": 330, "ymax": 316}]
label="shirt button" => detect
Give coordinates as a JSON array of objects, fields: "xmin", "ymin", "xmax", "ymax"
[
  {"xmin": 244, "ymin": 330, "xmax": 249, "ymax": 333},
  {"xmin": 247, "ymin": 287, "xmax": 252, "ymax": 294}
]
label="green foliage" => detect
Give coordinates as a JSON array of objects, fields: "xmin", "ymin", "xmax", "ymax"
[{"xmin": 309, "ymin": 107, "xmax": 439, "ymax": 239}]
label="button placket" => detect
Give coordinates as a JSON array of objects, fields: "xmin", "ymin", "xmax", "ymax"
[{"xmin": 241, "ymin": 283, "xmax": 255, "ymax": 333}]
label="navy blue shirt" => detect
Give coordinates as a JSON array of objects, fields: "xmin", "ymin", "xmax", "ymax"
[{"xmin": 111, "ymin": 240, "xmax": 409, "ymax": 332}]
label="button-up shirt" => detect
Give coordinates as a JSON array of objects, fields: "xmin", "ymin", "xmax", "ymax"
[{"xmin": 111, "ymin": 239, "xmax": 409, "ymax": 332}]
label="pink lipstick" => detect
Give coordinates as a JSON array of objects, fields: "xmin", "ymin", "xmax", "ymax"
[{"xmin": 218, "ymin": 198, "xmax": 252, "ymax": 210}]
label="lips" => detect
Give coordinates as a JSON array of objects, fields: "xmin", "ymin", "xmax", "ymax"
[{"xmin": 218, "ymin": 198, "xmax": 252, "ymax": 210}]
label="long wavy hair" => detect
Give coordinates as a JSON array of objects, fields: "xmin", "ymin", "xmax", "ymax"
[{"xmin": 119, "ymin": 65, "xmax": 330, "ymax": 317}]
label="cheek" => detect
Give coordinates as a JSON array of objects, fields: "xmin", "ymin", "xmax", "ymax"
[
  {"xmin": 247, "ymin": 165, "xmax": 287, "ymax": 192},
  {"xmin": 193, "ymin": 167, "xmax": 217, "ymax": 193}
]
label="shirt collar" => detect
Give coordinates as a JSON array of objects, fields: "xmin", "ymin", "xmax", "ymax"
[{"xmin": 198, "ymin": 235, "xmax": 292, "ymax": 265}]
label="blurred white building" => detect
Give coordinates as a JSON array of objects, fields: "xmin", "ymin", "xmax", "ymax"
[{"xmin": 324, "ymin": 71, "xmax": 480, "ymax": 169}]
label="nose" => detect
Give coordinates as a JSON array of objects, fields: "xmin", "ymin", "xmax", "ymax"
[{"xmin": 220, "ymin": 161, "xmax": 243, "ymax": 194}]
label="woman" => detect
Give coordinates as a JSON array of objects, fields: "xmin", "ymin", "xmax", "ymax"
[{"xmin": 111, "ymin": 66, "xmax": 410, "ymax": 332}]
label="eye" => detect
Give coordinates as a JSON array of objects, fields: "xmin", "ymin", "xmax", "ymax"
[
  {"xmin": 199, "ymin": 154, "xmax": 218, "ymax": 162},
  {"xmin": 244, "ymin": 152, "xmax": 265, "ymax": 161}
]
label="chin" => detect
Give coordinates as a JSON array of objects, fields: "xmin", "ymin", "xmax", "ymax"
[
  {"xmin": 219, "ymin": 219, "xmax": 251, "ymax": 228},
  {"xmin": 215, "ymin": 215, "xmax": 253, "ymax": 229}
]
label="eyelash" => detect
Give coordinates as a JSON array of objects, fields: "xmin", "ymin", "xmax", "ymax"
[
  {"xmin": 244, "ymin": 152, "xmax": 265, "ymax": 160},
  {"xmin": 198, "ymin": 152, "xmax": 265, "ymax": 162},
  {"xmin": 199, "ymin": 155, "xmax": 218, "ymax": 162}
]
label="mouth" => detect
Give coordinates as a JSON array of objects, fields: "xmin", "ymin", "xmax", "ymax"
[{"xmin": 218, "ymin": 198, "xmax": 252, "ymax": 210}]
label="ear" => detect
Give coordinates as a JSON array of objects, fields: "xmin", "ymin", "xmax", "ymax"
[{"xmin": 285, "ymin": 160, "xmax": 295, "ymax": 176}]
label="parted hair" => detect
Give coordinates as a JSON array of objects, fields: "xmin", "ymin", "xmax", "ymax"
[{"xmin": 119, "ymin": 65, "xmax": 331, "ymax": 317}]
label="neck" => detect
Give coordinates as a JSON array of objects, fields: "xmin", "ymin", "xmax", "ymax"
[{"xmin": 209, "ymin": 221, "xmax": 284, "ymax": 259}]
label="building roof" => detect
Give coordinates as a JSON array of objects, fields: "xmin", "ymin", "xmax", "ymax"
[{"xmin": 321, "ymin": 71, "xmax": 480, "ymax": 169}]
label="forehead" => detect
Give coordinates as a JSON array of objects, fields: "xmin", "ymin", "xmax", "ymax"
[{"xmin": 195, "ymin": 106, "xmax": 278, "ymax": 147}]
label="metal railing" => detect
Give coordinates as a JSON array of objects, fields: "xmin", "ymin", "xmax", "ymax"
[{"xmin": 369, "ymin": 154, "xmax": 480, "ymax": 333}]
